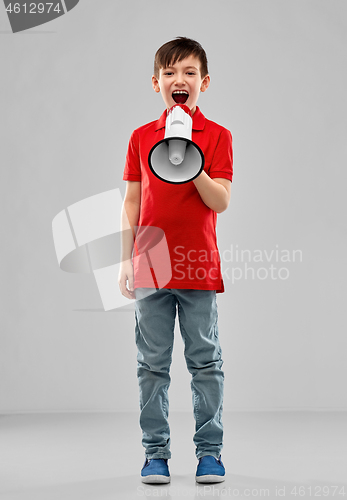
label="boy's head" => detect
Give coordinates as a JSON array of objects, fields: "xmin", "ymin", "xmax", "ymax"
[{"xmin": 152, "ymin": 37, "xmax": 210, "ymax": 115}]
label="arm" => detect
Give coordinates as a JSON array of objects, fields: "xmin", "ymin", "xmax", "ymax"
[
  {"xmin": 192, "ymin": 173, "xmax": 231, "ymax": 213},
  {"xmin": 118, "ymin": 181, "xmax": 141, "ymax": 299}
]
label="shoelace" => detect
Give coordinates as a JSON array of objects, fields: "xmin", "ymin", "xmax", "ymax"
[
  {"xmin": 144, "ymin": 458, "xmax": 168, "ymax": 468},
  {"xmin": 199, "ymin": 455, "xmax": 223, "ymax": 465}
]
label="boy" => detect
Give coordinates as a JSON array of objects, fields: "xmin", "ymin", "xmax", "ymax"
[{"xmin": 118, "ymin": 37, "xmax": 233, "ymax": 484}]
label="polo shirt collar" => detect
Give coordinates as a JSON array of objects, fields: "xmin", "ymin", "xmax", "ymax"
[{"xmin": 155, "ymin": 106, "xmax": 205, "ymax": 131}]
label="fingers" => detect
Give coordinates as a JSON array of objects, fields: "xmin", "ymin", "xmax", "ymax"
[
  {"xmin": 128, "ymin": 274, "xmax": 134, "ymax": 293},
  {"xmin": 118, "ymin": 273, "xmax": 135, "ymax": 300}
]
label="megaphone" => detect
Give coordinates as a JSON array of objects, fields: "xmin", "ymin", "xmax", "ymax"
[{"xmin": 148, "ymin": 104, "xmax": 205, "ymax": 184}]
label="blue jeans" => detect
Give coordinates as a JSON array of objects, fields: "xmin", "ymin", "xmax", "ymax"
[{"xmin": 134, "ymin": 287, "xmax": 224, "ymax": 460}]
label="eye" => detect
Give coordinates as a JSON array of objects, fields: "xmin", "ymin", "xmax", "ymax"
[
  {"xmin": 164, "ymin": 72, "xmax": 173, "ymax": 76},
  {"xmin": 187, "ymin": 72, "xmax": 196, "ymax": 75}
]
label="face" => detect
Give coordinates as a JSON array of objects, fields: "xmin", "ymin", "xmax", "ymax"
[{"xmin": 152, "ymin": 55, "xmax": 210, "ymax": 115}]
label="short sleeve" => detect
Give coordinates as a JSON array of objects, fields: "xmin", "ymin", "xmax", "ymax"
[
  {"xmin": 209, "ymin": 128, "xmax": 233, "ymax": 182},
  {"xmin": 123, "ymin": 129, "xmax": 142, "ymax": 181}
]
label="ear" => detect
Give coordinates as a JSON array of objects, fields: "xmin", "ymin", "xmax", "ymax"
[
  {"xmin": 200, "ymin": 74, "xmax": 210, "ymax": 93},
  {"xmin": 152, "ymin": 75, "xmax": 160, "ymax": 93}
]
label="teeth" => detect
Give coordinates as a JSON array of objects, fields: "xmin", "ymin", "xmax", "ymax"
[{"xmin": 172, "ymin": 91, "xmax": 189, "ymax": 94}]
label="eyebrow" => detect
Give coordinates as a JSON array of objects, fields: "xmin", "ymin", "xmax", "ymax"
[{"xmin": 165, "ymin": 65, "xmax": 198, "ymax": 70}]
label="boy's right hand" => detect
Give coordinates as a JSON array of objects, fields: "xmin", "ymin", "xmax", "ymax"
[{"xmin": 118, "ymin": 259, "xmax": 136, "ymax": 300}]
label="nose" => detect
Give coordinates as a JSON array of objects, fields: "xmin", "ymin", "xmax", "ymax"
[{"xmin": 175, "ymin": 72, "xmax": 185, "ymax": 86}]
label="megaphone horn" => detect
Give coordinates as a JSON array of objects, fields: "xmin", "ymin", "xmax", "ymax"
[{"xmin": 148, "ymin": 104, "xmax": 205, "ymax": 184}]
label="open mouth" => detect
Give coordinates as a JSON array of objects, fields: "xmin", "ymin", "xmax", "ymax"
[{"xmin": 172, "ymin": 90, "xmax": 189, "ymax": 104}]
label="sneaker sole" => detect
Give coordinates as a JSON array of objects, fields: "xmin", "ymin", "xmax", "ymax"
[
  {"xmin": 141, "ymin": 475, "xmax": 171, "ymax": 484},
  {"xmin": 195, "ymin": 474, "xmax": 225, "ymax": 483}
]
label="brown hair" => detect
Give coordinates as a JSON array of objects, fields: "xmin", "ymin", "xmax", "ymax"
[{"xmin": 154, "ymin": 37, "xmax": 208, "ymax": 79}]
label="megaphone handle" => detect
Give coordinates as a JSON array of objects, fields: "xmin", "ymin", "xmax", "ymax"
[{"xmin": 144, "ymin": 250, "xmax": 159, "ymax": 291}]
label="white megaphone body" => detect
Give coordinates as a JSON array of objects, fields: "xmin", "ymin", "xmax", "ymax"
[{"xmin": 148, "ymin": 104, "xmax": 205, "ymax": 184}]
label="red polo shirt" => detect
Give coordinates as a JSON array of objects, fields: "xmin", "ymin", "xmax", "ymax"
[{"xmin": 123, "ymin": 106, "xmax": 233, "ymax": 293}]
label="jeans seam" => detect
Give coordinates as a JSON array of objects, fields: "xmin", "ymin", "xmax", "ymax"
[
  {"xmin": 177, "ymin": 302, "xmax": 200, "ymax": 427},
  {"xmin": 193, "ymin": 385, "xmax": 199, "ymax": 427},
  {"xmin": 159, "ymin": 294, "xmax": 175, "ymax": 435}
]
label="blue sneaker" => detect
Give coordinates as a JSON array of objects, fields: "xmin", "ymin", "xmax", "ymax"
[
  {"xmin": 195, "ymin": 455, "xmax": 225, "ymax": 483},
  {"xmin": 141, "ymin": 458, "xmax": 170, "ymax": 483}
]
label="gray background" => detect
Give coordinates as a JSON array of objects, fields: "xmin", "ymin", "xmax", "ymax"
[{"xmin": 1, "ymin": 0, "xmax": 346, "ymax": 413}]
